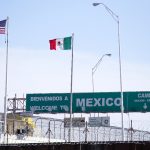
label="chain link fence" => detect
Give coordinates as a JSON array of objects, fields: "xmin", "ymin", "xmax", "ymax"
[
  {"xmin": 0, "ymin": 117, "xmax": 150, "ymax": 143},
  {"xmin": 35, "ymin": 117, "xmax": 150, "ymax": 142}
]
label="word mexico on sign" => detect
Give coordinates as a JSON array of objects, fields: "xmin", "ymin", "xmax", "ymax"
[
  {"xmin": 26, "ymin": 91, "xmax": 150, "ymax": 113},
  {"xmin": 26, "ymin": 93, "xmax": 70, "ymax": 113},
  {"xmin": 72, "ymin": 92, "xmax": 121, "ymax": 113}
]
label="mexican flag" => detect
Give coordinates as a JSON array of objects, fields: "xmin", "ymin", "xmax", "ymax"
[{"xmin": 49, "ymin": 36, "xmax": 72, "ymax": 50}]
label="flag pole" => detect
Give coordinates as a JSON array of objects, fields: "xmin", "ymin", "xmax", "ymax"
[
  {"xmin": 4, "ymin": 17, "xmax": 9, "ymax": 143},
  {"xmin": 69, "ymin": 33, "xmax": 74, "ymax": 142}
]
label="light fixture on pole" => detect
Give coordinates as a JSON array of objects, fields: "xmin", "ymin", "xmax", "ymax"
[
  {"xmin": 92, "ymin": 2, "xmax": 124, "ymax": 141},
  {"xmin": 92, "ymin": 53, "xmax": 111, "ymax": 92}
]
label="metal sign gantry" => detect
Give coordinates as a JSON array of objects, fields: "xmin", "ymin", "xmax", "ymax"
[{"xmin": 7, "ymin": 95, "xmax": 26, "ymax": 113}]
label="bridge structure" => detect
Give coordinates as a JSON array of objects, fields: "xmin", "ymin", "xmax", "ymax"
[{"xmin": 1, "ymin": 95, "xmax": 150, "ymax": 144}]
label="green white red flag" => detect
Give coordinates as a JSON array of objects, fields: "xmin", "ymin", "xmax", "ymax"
[{"xmin": 49, "ymin": 36, "xmax": 72, "ymax": 50}]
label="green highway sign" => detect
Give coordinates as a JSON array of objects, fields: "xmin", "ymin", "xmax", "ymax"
[
  {"xmin": 26, "ymin": 93, "xmax": 70, "ymax": 113},
  {"xmin": 72, "ymin": 92, "xmax": 121, "ymax": 113},
  {"xmin": 124, "ymin": 91, "xmax": 150, "ymax": 112},
  {"xmin": 26, "ymin": 91, "xmax": 150, "ymax": 113}
]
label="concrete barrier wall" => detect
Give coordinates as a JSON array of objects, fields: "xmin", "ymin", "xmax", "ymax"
[{"xmin": 0, "ymin": 142, "xmax": 150, "ymax": 150}]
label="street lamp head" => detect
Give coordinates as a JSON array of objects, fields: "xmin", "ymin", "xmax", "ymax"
[
  {"xmin": 92, "ymin": 2, "xmax": 119, "ymax": 21},
  {"xmin": 92, "ymin": 3, "xmax": 100, "ymax": 6},
  {"xmin": 106, "ymin": 53, "xmax": 111, "ymax": 57}
]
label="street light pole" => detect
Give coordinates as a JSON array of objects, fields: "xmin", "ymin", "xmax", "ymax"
[
  {"xmin": 93, "ymin": 3, "xmax": 124, "ymax": 141},
  {"xmin": 92, "ymin": 53, "xmax": 111, "ymax": 141},
  {"xmin": 92, "ymin": 53, "xmax": 111, "ymax": 92}
]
